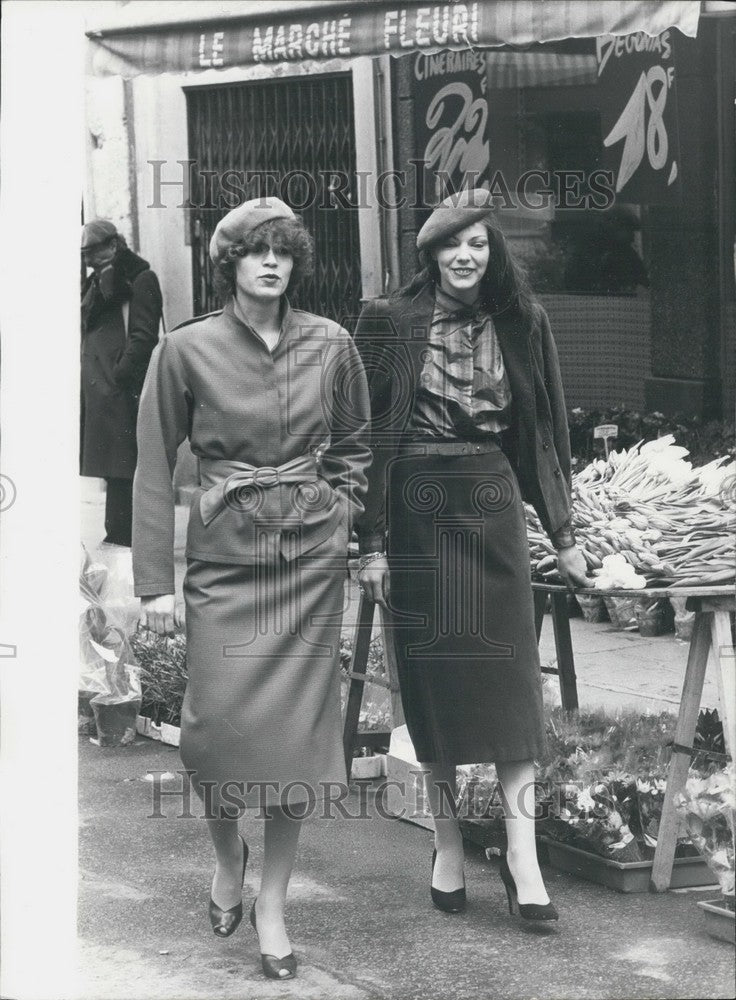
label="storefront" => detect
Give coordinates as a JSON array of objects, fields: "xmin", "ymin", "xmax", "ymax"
[{"xmin": 85, "ymin": 0, "xmax": 734, "ymax": 417}]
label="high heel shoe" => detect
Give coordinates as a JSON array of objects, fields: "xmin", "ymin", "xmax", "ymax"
[
  {"xmin": 209, "ymin": 835, "xmax": 249, "ymax": 937},
  {"xmin": 499, "ymin": 854, "xmax": 558, "ymax": 922},
  {"xmin": 430, "ymin": 849, "xmax": 466, "ymax": 913},
  {"xmin": 249, "ymin": 900, "xmax": 297, "ymax": 980}
]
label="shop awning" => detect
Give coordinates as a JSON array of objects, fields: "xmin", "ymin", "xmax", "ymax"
[{"xmin": 86, "ymin": 0, "xmax": 700, "ymax": 77}]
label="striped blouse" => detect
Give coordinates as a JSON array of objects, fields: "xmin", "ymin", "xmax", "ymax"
[{"xmin": 409, "ymin": 286, "xmax": 512, "ymax": 439}]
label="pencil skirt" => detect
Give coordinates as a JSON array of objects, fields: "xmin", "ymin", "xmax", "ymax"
[
  {"xmin": 386, "ymin": 445, "xmax": 546, "ymax": 765},
  {"xmin": 179, "ymin": 544, "xmax": 348, "ymax": 813}
]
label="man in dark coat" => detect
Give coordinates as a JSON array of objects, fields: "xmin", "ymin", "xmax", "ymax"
[{"xmin": 81, "ymin": 219, "xmax": 163, "ymax": 546}]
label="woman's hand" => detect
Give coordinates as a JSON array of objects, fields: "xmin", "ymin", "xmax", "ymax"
[
  {"xmin": 358, "ymin": 556, "xmax": 390, "ymax": 610},
  {"xmin": 556, "ymin": 545, "xmax": 591, "ymax": 590},
  {"xmin": 139, "ymin": 594, "xmax": 182, "ymax": 637}
]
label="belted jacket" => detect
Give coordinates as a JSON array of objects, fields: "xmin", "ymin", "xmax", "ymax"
[
  {"xmin": 132, "ymin": 300, "xmax": 371, "ymax": 597},
  {"xmin": 353, "ymin": 285, "xmax": 575, "ymax": 554}
]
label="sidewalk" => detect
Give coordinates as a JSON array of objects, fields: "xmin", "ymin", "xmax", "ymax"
[{"xmin": 78, "ymin": 483, "xmax": 734, "ymax": 999}]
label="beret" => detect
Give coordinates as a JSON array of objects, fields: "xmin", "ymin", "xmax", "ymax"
[
  {"xmin": 416, "ymin": 188, "xmax": 494, "ymax": 250},
  {"xmin": 81, "ymin": 219, "xmax": 118, "ymax": 250},
  {"xmin": 209, "ymin": 197, "xmax": 296, "ymax": 264}
]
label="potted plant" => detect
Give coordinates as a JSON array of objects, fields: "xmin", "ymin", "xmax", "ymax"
[{"xmin": 130, "ymin": 628, "xmax": 187, "ymax": 746}]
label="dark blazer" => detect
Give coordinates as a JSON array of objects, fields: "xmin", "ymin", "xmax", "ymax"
[
  {"xmin": 353, "ymin": 284, "xmax": 575, "ymax": 553},
  {"xmin": 81, "ymin": 247, "xmax": 162, "ymax": 479}
]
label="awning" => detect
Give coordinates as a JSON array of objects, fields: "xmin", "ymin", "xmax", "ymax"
[
  {"xmin": 485, "ymin": 52, "xmax": 598, "ymax": 89},
  {"xmin": 86, "ymin": 0, "xmax": 701, "ymax": 78}
]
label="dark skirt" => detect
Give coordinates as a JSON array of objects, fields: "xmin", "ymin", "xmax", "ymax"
[
  {"xmin": 180, "ymin": 543, "xmax": 348, "ymax": 812},
  {"xmin": 387, "ymin": 444, "xmax": 546, "ymax": 765}
]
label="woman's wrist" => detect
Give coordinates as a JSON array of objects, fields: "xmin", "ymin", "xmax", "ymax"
[{"xmin": 358, "ymin": 551, "xmax": 387, "ymax": 571}]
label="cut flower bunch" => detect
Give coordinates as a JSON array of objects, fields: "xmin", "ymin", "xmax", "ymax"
[
  {"xmin": 528, "ymin": 436, "xmax": 736, "ymax": 587},
  {"xmin": 675, "ymin": 763, "xmax": 735, "ymax": 897}
]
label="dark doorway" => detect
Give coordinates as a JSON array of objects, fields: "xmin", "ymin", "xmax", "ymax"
[{"xmin": 186, "ymin": 73, "xmax": 362, "ymax": 327}]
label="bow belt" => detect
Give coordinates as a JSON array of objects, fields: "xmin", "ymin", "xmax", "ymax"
[{"xmin": 198, "ymin": 454, "xmax": 319, "ymax": 526}]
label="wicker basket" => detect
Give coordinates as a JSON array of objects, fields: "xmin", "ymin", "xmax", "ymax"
[{"xmin": 577, "ymin": 593, "xmax": 609, "ymax": 623}]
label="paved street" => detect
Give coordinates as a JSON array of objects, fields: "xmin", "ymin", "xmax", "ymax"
[{"xmin": 78, "ymin": 737, "xmax": 734, "ymax": 1000}]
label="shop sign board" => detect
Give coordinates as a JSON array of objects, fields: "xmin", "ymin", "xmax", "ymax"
[
  {"xmin": 412, "ymin": 49, "xmax": 490, "ymax": 202},
  {"xmin": 597, "ymin": 30, "xmax": 681, "ymax": 203}
]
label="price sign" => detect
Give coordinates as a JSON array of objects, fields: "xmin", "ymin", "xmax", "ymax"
[
  {"xmin": 594, "ymin": 423, "xmax": 619, "ymax": 459},
  {"xmin": 597, "ymin": 31, "xmax": 681, "ymax": 203},
  {"xmin": 594, "ymin": 424, "xmax": 619, "ymax": 440}
]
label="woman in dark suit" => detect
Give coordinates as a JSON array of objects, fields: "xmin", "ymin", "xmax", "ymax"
[
  {"xmin": 133, "ymin": 198, "xmax": 371, "ymax": 979},
  {"xmin": 356, "ymin": 189, "xmax": 588, "ymax": 923}
]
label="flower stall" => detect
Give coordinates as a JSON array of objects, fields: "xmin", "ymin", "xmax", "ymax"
[
  {"xmin": 455, "ymin": 706, "xmax": 729, "ymax": 894},
  {"xmin": 527, "ymin": 436, "xmax": 735, "ymax": 606}
]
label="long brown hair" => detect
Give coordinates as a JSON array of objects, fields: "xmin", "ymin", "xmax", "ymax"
[{"xmin": 395, "ymin": 215, "xmax": 537, "ymax": 325}]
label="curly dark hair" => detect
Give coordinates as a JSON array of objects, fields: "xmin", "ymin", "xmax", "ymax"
[
  {"xmin": 395, "ymin": 215, "xmax": 538, "ymax": 326},
  {"xmin": 212, "ymin": 217, "xmax": 314, "ymax": 301}
]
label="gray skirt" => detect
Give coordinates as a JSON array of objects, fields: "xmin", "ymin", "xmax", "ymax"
[
  {"xmin": 387, "ymin": 444, "xmax": 546, "ymax": 765},
  {"xmin": 180, "ymin": 543, "xmax": 348, "ymax": 812}
]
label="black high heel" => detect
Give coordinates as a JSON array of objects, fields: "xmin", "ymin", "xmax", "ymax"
[
  {"xmin": 431, "ymin": 849, "xmax": 466, "ymax": 913},
  {"xmin": 209, "ymin": 835, "xmax": 248, "ymax": 937},
  {"xmin": 499, "ymin": 854, "xmax": 558, "ymax": 922},
  {"xmin": 249, "ymin": 900, "xmax": 297, "ymax": 980}
]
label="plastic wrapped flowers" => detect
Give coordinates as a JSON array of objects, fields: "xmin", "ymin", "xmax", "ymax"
[{"xmin": 675, "ymin": 763, "xmax": 735, "ymax": 896}]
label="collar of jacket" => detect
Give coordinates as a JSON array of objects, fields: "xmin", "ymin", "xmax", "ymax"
[
  {"xmin": 393, "ymin": 283, "xmax": 533, "ymax": 401},
  {"xmin": 225, "ymin": 295, "xmax": 299, "ymax": 343},
  {"xmin": 82, "ymin": 246, "xmax": 151, "ymax": 310}
]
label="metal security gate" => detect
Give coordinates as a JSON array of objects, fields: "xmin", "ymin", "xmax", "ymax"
[{"xmin": 185, "ymin": 74, "xmax": 362, "ymax": 327}]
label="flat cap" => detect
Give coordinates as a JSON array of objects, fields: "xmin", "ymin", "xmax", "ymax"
[
  {"xmin": 416, "ymin": 188, "xmax": 494, "ymax": 250},
  {"xmin": 209, "ymin": 197, "xmax": 296, "ymax": 264},
  {"xmin": 81, "ymin": 219, "xmax": 118, "ymax": 250}
]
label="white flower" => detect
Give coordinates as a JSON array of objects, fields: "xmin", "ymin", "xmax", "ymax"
[
  {"xmin": 576, "ymin": 788, "xmax": 597, "ymax": 813},
  {"xmin": 640, "ymin": 434, "xmax": 677, "ymax": 454}
]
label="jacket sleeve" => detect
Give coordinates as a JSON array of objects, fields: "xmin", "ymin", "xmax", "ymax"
[
  {"xmin": 132, "ymin": 335, "xmax": 191, "ymax": 596},
  {"xmin": 113, "ymin": 269, "xmax": 163, "ymax": 394},
  {"xmin": 319, "ymin": 332, "xmax": 372, "ymax": 532},
  {"xmin": 539, "ymin": 308, "xmax": 576, "ymax": 549},
  {"xmin": 352, "ymin": 299, "xmax": 396, "ymax": 554}
]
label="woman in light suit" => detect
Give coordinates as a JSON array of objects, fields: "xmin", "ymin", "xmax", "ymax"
[{"xmin": 134, "ymin": 198, "xmax": 371, "ymax": 978}]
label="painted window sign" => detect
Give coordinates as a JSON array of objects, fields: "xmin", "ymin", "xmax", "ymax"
[
  {"xmin": 413, "ymin": 49, "xmax": 490, "ymax": 201},
  {"xmin": 195, "ymin": 4, "xmax": 481, "ymax": 67},
  {"xmin": 597, "ymin": 31, "xmax": 681, "ymax": 203}
]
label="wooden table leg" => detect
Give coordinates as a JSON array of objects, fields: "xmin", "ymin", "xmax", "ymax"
[
  {"xmin": 533, "ymin": 589, "xmax": 547, "ymax": 641},
  {"xmin": 709, "ymin": 610, "xmax": 736, "ymax": 761},
  {"xmin": 550, "ymin": 592, "xmax": 578, "ymax": 712},
  {"xmin": 378, "ymin": 606, "xmax": 405, "ymax": 728},
  {"xmin": 342, "ymin": 593, "xmax": 377, "ymax": 777},
  {"xmin": 650, "ymin": 611, "xmax": 712, "ymax": 892}
]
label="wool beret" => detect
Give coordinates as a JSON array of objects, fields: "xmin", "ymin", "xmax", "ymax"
[
  {"xmin": 209, "ymin": 197, "xmax": 296, "ymax": 264},
  {"xmin": 81, "ymin": 219, "xmax": 118, "ymax": 250},
  {"xmin": 416, "ymin": 188, "xmax": 494, "ymax": 250}
]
